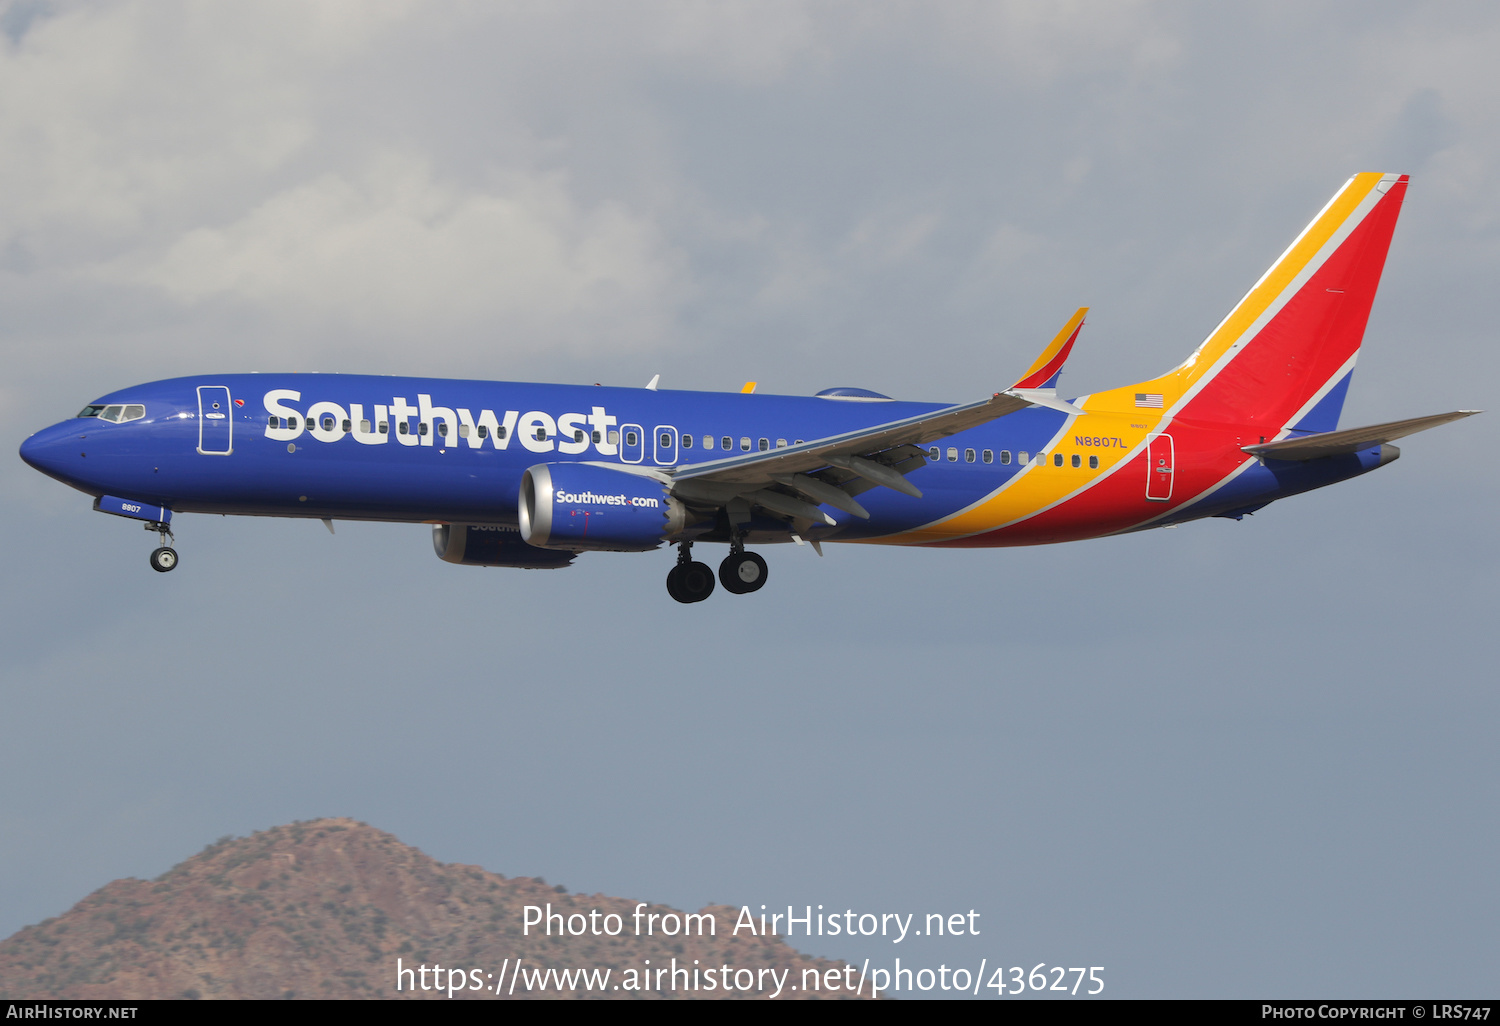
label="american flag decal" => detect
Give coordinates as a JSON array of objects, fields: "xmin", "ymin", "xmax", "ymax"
[{"xmin": 1135, "ymin": 393, "xmax": 1164, "ymax": 408}]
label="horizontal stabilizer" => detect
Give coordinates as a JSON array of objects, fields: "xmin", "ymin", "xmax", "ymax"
[{"xmin": 1242, "ymin": 410, "xmax": 1480, "ymax": 461}]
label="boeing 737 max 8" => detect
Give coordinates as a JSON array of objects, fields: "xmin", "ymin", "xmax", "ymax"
[{"xmin": 19, "ymin": 173, "xmax": 1479, "ymax": 602}]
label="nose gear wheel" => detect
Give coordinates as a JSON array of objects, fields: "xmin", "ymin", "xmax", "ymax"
[{"xmin": 145, "ymin": 521, "xmax": 178, "ymax": 572}]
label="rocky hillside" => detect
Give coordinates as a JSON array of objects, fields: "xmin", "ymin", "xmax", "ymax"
[{"xmin": 0, "ymin": 818, "xmax": 873, "ymax": 1000}]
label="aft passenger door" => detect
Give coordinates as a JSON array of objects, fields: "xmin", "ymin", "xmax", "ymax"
[
  {"xmin": 197, "ymin": 385, "xmax": 233, "ymax": 455},
  {"xmin": 1146, "ymin": 433, "xmax": 1174, "ymax": 501}
]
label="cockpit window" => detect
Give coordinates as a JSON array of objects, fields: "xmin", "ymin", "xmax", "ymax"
[{"xmin": 78, "ymin": 404, "xmax": 145, "ymax": 423}]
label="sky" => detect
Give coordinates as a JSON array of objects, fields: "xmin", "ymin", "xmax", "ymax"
[{"xmin": 2, "ymin": 0, "xmax": 1497, "ymax": 999}]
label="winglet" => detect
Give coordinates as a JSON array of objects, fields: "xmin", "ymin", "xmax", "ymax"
[{"xmin": 1011, "ymin": 307, "xmax": 1087, "ymax": 390}]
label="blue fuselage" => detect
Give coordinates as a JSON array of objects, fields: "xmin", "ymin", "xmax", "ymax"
[{"xmin": 19, "ymin": 373, "xmax": 1387, "ymax": 547}]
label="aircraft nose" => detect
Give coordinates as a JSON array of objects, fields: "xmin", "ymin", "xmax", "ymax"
[{"xmin": 19, "ymin": 421, "xmax": 84, "ymax": 480}]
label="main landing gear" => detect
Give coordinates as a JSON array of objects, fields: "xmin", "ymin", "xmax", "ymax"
[
  {"xmin": 665, "ymin": 537, "xmax": 769, "ymax": 603},
  {"xmin": 146, "ymin": 521, "xmax": 178, "ymax": 573},
  {"xmin": 718, "ymin": 537, "xmax": 767, "ymax": 595},
  {"xmin": 666, "ymin": 541, "xmax": 715, "ymax": 604}
]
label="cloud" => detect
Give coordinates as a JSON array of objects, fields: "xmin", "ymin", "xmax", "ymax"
[{"xmin": 112, "ymin": 154, "xmax": 686, "ymax": 361}]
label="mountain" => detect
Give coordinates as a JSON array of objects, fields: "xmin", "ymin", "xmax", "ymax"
[{"xmin": 0, "ymin": 818, "xmax": 874, "ymax": 1000}]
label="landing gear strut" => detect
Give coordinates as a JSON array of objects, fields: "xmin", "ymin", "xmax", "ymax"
[
  {"xmin": 718, "ymin": 533, "xmax": 768, "ymax": 595},
  {"xmin": 146, "ymin": 521, "xmax": 178, "ymax": 573},
  {"xmin": 666, "ymin": 540, "xmax": 714, "ymax": 603}
]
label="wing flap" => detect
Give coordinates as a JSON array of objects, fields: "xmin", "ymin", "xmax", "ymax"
[{"xmin": 1242, "ymin": 410, "xmax": 1480, "ymax": 461}]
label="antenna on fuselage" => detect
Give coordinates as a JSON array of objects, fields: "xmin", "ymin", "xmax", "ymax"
[{"xmin": 645, "ymin": 374, "xmax": 660, "ymax": 390}]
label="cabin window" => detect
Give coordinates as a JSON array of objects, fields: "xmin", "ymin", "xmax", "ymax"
[
  {"xmin": 267, "ymin": 415, "xmax": 278, "ymax": 428},
  {"xmin": 1071, "ymin": 453, "xmax": 1081, "ymax": 468},
  {"xmin": 398, "ymin": 421, "xmax": 408, "ymax": 435},
  {"xmin": 360, "ymin": 420, "xmax": 371, "ymax": 433},
  {"xmin": 625, "ymin": 430, "xmax": 638, "ymax": 446},
  {"xmin": 947, "ymin": 447, "xmax": 958, "ymax": 462},
  {"xmin": 535, "ymin": 428, "xmax": 548, "ymax": 441},
  {"xmin": 721, "ymin": 436, "xmax": 732, "ymax": 451},
  {"xmin": 322, "ymin": 416, "xmax": 335, "ymax": 430},
  {"xmin": 776, "ymin": 438, "xmax": 787, "ymax": 448},
  {"xmin": 964, "ymin": 448, "xmax": 976, "ymax": 463},
  {"xmin": 660, "ymin": 432, "xmax": 672, "ymax": 447},
  {"xmin": 999, "ymin": 450, "xmax": 1011, "ymax": 464},
  {"xmin": 379, "ymin": 420, "xmax": 388, "ymax": 434},
  {"xmin": 476, "ymin": 425, "xmax": 487, "ymax": 438},
  {"xmin": 435, "ymin": 422, "xmax": 446, "ymax": 437},
  {"xmin": 794, "ymin": 439, "xmax": 804, "ymax": 445},
  {"xmin": 928, "ymin": 447, "xmax": 940, "ymax": 460},
  {"xmin": 607, "ymin": 430, "xmax": 618, "ymax": 444},
  {"xmin": 419, "ymin": 422, "xmax": 429, "ymax": 437},
  {"xmin": 592, "ymin": 430, "xmax": 601, "ymax": 443},
  {"xmin": 458, "ymin": 424, "xmax": 470, "ymax": 438},
  {"xmin": 1054, "ymin": 453, "xmax": 1064, "ymax": 467},
  {"xmin": 982, "ymin": 449, "xmax": 993, "ymax": 464},
  {"xmin": 758, "ymin": 438, "xmax": 769, "ymax": 451},
  {"xmin": 498, "ymin": 426, "xmax": 509, "ymax": 440},
  {"xmin": 343, "ymin": 419, "xmax": 352, "ymax": 432},
  {"xmin": 1018, "ymin": 451, "xmax": 1028, "ymax": 464},
  {"xmin": 1089, "ymin": 455, "xmax": 1099, "ymax": 469},
  {"xmin": 682, "ymin": 434, "xmax": 693, "ymax": 449},
  {"xmin": 740, "ymin": 437, "xmax": 751, "ymax": 451}
]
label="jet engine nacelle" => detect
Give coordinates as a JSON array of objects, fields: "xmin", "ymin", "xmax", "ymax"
[
  {"xmin": 520, "ymin": 463, "xmax": 689, "ymax": 551},
  {"xmin": 433, "ymin": 523, "xmax": 577, "ymax": 568}
]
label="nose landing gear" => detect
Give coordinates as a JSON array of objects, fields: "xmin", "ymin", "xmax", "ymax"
[
  {"xmin": 146, "ymin": 521, "xmax": 178, "ymax": 573},
  {"xmin": 666, "ymin": 540, "xmax": 714, "ymax": 603}
]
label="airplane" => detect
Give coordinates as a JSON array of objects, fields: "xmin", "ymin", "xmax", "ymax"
[{"xmin": 18, "ymin": 172, "xmax": 1480, "ymax": 603}]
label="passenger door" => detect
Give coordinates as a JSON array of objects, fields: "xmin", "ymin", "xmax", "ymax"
[
  {"xmin": 197, "ymin": 385, "xmax": 234, "ymax": 455},
  {"xmin": 1146, "ymin": 434, "xmax": 1174, "ymax": 501}
]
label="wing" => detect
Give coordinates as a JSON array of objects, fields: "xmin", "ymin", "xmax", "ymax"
[
  {"xmin": 671, "ymin": 390, "xmax": 1033, "ymax": 489},
  {"xmin": 666, "ymin": 310, "xmax": 1091, "ymax": 526},
  {"xmin": 1242, "ymin": 410, "xmax": 1480, "ymax": 461}
]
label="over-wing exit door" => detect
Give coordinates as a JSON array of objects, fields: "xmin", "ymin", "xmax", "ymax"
[{"xmin": 653, "ymin": 425, "xmax": 678, "ymax": 465}]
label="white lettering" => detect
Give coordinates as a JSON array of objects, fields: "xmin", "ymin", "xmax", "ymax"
[
  {"xmin": 390, "ymin": 396, "xmax": 420, "ymax": 446},
  {"xmin": 349, "ymin": 403, "xmax": 388, "ymax": 445},
  {"xmin": 306, "ymin": 401, "xmax": 348, "ymax": 443},
  {"xmin": 552, "ymin": 490, "xmax": 661, "ymax": 508},
  {"xmin": 263, "ymin": 389, "xmax": 303, "ymax": 441},
  {"xmin": 557, "ymin": 412, "xmax": 589, "ymax": 455},
  {"xmin": 261, "ymin": 391, "xmax": 631, "ymax": 459},
  {"xmin": 518, "ymin": 411, "xmax": 557, "ymax": 453},
  {"xmin": 588, "ymin": 407, "xmax": 618, "ymax": 456},
  {"xmin": 418, "ymin": 394, "xmax": 457, "ymax": 448}
]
